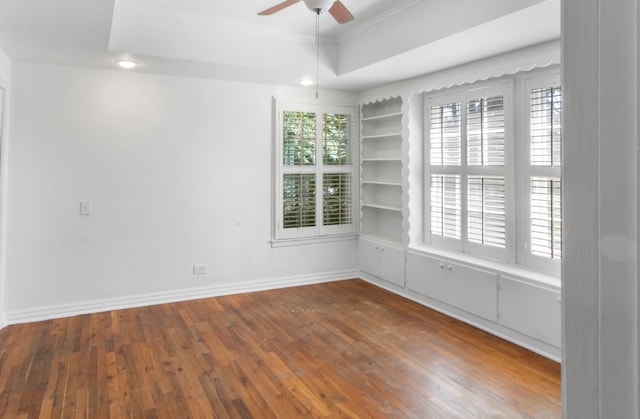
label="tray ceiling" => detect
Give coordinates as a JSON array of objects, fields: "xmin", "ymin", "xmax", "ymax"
[{"xmin": 0, "ymin": 0, "xmax": 560, "ymax": 91}]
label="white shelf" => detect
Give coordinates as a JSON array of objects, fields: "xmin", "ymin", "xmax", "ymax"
[
  {"xmin": 361, "ymin": 97, "xmax": 404, "ymax": 245},
  {"xmin": 362, "ymin": 132, "xmax": 402, "ymax": 140},
  {"xmin": 362, "ymin": 180, "xmax": 402, "ymax": 186},
  {"xmin": 362, "ymin": 203, "xmax": 402, "ymax": 212},
  {"xmin": 362, "ymin": 157, "xmax": 402, "ymax": 162},
  {"xmin": 361, "ymin": 112, "xmax": 402, "ymax": 122}
]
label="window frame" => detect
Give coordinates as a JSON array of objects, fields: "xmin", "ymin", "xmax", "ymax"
[
  {"xmin": 424, "ymin": 81, "xmax": 514, "ymax": 262},
  {"xmin": 520, "ymin": 72, "xmax": 562, "ymax": 273},
  {"xmin": 422, "ymin": 68, "xmax": 562, "ymax": 276},
  {"xmin": 273, "ymin": 99, "xmax": 358, "ymax": 244}
]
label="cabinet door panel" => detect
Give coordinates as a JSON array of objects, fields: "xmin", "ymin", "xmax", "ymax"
[
  {"xmin": 358, "ymin": 239, "xmax": 380, "ymax": 276},
  {"xmin": 406, "ymin": 253, "xmax": 446, "ymax": 302},
  {"xmin": 499, "ymin": 277, "xmax": 561, "ymax": 347},
  {"xmin": 447, "ymin": 264, "xmax": 498, "ymax": 322},
  {"xmin": 378, "ymin": 245, "xmax": 405, "ymax": 287}
]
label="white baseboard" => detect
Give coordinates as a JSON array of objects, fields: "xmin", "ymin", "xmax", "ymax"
[{"xmin": 5, "ymin": 269, "xmax": 359, "ymax": 325}]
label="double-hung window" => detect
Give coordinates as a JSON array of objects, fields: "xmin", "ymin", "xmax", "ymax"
[
  {"xmin": 424, "ymin": 69, "xmax": 562, "ymax": 274},
  {"xmin": 274, "ymin": 100, "xmax": 357, "ymax": 242},
  {"xmin": 426, "ymin": 82, "xmax": 512, "ymax": 261},
  {"xmin": 525, "ymin": 74, "xmax": 562, "ymax": 271}
]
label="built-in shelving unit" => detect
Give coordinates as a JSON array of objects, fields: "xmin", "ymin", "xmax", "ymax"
[{"xmin": 360, "ymin": 97, "xmax": 404, "ymax": 244}]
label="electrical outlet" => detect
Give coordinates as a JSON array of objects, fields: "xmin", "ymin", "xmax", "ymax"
[
  {"xmin": 80, "ymin": 200, "xmax": 91, "ymax": 215},
  {"xmin": 193, "ymin": 264, "xmax": 208, "ymax": 275}
]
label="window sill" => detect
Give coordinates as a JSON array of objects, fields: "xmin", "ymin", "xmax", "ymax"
[
  {"xmin": 408, "ymin": 244, "xmax": 561, "ymax": 290},
  {"xmin": 271, "ymin": 233, "xmax": 359, "ymax": 248}
]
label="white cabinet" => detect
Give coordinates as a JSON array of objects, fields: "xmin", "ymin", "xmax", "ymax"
[
  {"xmin": 360, "ymin": 97, "xmax": 404, "ymax": 244},
  {"xmin": 405, "ymin": 252, "xmax": 446, "ymax": 302},
  {"xmin": 359, "ymin": 238, "xmax": 405, "ymax": 287},
  {"xmin": 406, "ymin": 252, "xmax": 497, "ymax": 321},
  {"xmin": 447, "ymin": 263, "xmax": 498, "ymax": 322},
  {"xmin": 499, "ymin": 277, "xmax": 561, "ymax": 347}
]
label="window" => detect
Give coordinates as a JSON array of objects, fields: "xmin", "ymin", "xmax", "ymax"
[
  {"xmin": 274, "ymin": 100, "xmax": 357, "ymax": 242},
  {"xmin": 425, "ymin": 83, "xmax": 511, "ymax": 261},
  {"xmin": 525, "ymin": 76, "xmax": 562, "ymax": 270},
  {"xmin": 423, "ymin": 70, "xmax": 562, "ymax": 274}
]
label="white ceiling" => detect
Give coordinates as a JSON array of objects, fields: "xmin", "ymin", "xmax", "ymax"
[{"xmin": 0, "ymin": 0, "xmax": 560, "ymax": 92}]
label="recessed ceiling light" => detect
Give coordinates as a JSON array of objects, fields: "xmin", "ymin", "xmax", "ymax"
[
  {"xmin": 300, "ymin": 79, "xmax": 314, "ymax": 86},
  {"xmin": 115, "ymin": 60, "xmax": 137, "ymax": 69}
]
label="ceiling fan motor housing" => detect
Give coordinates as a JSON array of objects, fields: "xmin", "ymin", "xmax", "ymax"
[{"xmin": 303, "ymin": 0, "xmax": 334, "ymax": 13}]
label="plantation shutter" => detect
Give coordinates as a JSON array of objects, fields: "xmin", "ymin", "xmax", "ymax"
[
  {"xmin": 466, "ymin": 90, "xmax": 507, "ymax": 256},
  {"xmin": 283, "ymin": 174, "xmax": 316, "ymax": 229},
  {"xmin": 275, "ymin": 101, "xmax": 357, "ymax": 241},
  {"xmin": 430, "ymin": 174, "xmax": 461, "ymax": 239},
  {"xmin": 530, "ymin": 87, "xmax": 562, "ymax": 166},
  {"xmin": 323, "ymin": 173, "xmax": 353, "ymax": 226},
  {"xmin": 429, "ymin": 99, "xmax": 463, "ymax": 245},
  {"xmin": 467, "ymin": 176, "xmax": 506, "ymax": 247},
  {"xmin": 430, "ymin": 103, "xmax": 461, "ymax": 166},
  {"xmin": 530, "ymin": 177, "xmax": 562, "ymax": 259},
  {"xmin": 467, "ymin": 96, "xmax": 505, "ymax": 166},
  {"xmin": 529, "ymin": 84, "xmax": 562, "ymax": 263},
  {"xmin": 323, "ymin": 113, "xmax": 352, "ymax": 165},
  {"xmin": 283, "ymin": 111, "xmax": 316, "ymax": 166}
]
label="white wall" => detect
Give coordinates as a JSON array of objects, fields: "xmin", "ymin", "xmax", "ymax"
[
  {"xmin": 3, "ymin": 62, "xmax": 359, "ymax": 322},
  {"xmin": 0, "ymin": 47, "xmax": 10, "ymax": 328},
  {"xmin": 562, "ymin": 0, "xmax": 638, "ymax": 417}
]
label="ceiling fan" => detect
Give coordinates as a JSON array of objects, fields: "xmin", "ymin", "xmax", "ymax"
[{"xmin": 258, "ymin": 0, "xmax": 355, "ymax": 23}]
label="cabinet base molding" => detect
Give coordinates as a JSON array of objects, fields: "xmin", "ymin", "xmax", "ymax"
[{"xmin": 359, "ymin": 272, "xmax": 561, "ymax": 362}]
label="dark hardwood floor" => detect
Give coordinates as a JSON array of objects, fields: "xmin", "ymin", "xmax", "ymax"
[{"xmin": 0, "ymin": 279, "xmax": 561, "ymax": 418}]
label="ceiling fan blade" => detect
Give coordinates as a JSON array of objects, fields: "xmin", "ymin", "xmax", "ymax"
[
  {"xmin": 328, "ymin": 0, "xmax": 355, "ymax": 23},
  {"xmin": 258, "ymin": 0, "xmax": 300, "ymax": 15}
]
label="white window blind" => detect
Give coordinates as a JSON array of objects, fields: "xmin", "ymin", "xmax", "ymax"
[
  {"xmin": 530, "ymin": 177, "xmax": 562, "ymax": 259},
  {"xmin": 528, "ymin": 83, "xmax": 562, "ymax": 264},
  {"xmin": 430, "ymin": 174, "xmax": 461, "ymax": 239},
  {"xmin": 323, "ymin": 173, "xmax": 352, "ymax": 226},
  {"xmin": 430, "ymin": 102, "xmax": 461, "ymax": 166},
  {"xmin": 530, "ymin": 87, "xmax": 562, "ymax": 166},
  {"xmin": 467, "ymin": 176, "xmax": 506, "ymax": 248},
  {"xmin": 283, "ymin": 111, "xmax": 316, "ymax": 166},
  {"xmin": 323, "ymin": 113, "xmax": 352, "ymax": 166},
  {"xmin": 467, "ymin": 96, "xmax": 505, "ymax": 166},
  {"xmin": 283, "ymin": 174, "xmax": 316, "ymax": 229}
]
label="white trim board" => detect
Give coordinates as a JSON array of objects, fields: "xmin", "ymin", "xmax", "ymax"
[{"xmin": 4, "ymin": 270, "xmax": 358, "ymax": 325}]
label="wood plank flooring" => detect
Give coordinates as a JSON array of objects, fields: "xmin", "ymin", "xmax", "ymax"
[{"xmin": 0, "ymin": 279, "xmax": 561, "ymax": 418}]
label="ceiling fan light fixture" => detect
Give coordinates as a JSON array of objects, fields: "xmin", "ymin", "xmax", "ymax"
[
  {"xmin": 303, "ymin": 0, "xmax": 334, "ymax": 13},
  {"xmin": 300, "ymin": 79, "xmax": 314, "ymax": 86}
]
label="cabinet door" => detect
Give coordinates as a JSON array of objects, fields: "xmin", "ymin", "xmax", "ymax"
[
  {"xmin": 446, "ymin": 263, "xmax": 498, "ymax": 322},
  {"xmin": 378, "ymin": 244, "xmax": 405, "ymax": 287},
  {"xmin": 358, "ymin": 239, "xmax": 380, "ymax": 276},
  {"xmin": 499, "ymin": 277, "xmax": 561, "ymax": 347},
  {"xmin": 406, "ymin": 253, "xmax": 446, "ymax": 302}
]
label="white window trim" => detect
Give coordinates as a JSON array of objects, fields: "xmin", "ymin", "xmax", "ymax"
[{"xmin": 272, "ymin": 98, "xmax": 358, "ymax": 245}]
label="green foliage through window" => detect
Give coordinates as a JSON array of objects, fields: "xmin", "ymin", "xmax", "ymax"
[
  {"xmin": 283, "ymin": 111, "xmax": 316, "ymax": 166},
  {"xmin": 323, "ymin": 113, "xmax": 351, "ymax": 165},
  {"xmin": 323, "ymin": 173, "xmax": 352, "ymax": 226},
  {"xmin": 283, "ymin": 174, "xmax": 316, "ymax": 229}
]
